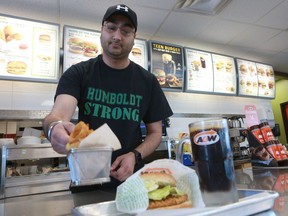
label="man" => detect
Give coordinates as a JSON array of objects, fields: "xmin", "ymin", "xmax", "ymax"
[{"xmin": 43, "ymin": 4, "xmax": 173, "ymax": 189}]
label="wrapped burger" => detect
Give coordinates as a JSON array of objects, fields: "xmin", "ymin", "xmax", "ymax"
[{"xmin": 116, "ymin": 159, "xmax": 205, "ymax": 214}]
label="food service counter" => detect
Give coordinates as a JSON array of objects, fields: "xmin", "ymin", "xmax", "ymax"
[{"xmin": 0, "ymin": 166, "xmax": 287, "ymax": 216}]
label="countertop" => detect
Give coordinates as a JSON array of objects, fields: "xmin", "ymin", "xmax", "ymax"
[{"xmin": 1, "ymin": 166, "xmax": 288, "ymax": 216}]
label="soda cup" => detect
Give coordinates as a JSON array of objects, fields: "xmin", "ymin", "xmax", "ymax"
[{"xmin": 189, "ymin": 119, "xmax": 238, "ymax": 206}]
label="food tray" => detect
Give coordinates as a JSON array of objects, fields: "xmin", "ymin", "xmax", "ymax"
[{"xmin": 71, "ymin": 189, "xmax": 279, "ymax": 216}]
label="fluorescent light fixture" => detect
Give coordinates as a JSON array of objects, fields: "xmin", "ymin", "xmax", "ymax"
[{"xmin": 175, "ymin": 0, "xmax": 231, "ymax": 15}]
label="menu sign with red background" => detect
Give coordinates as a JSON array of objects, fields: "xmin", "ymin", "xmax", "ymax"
[
  {"xmin": 149, "ymin": 41, "xmax": 184, "ymax": 91},
  {"xmin": 0, "ymin": 14, "xmax": 59, "ymax": 82}
]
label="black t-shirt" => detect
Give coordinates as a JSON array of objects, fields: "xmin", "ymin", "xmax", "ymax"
[{"xmin": 56, "ymin": 55, "xmax": 173, "ymax": 162}]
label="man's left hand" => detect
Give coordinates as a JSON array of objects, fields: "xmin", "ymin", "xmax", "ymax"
[{"xmin": 110, "ymin": 152, "xmax": 135, "ymax": 181}]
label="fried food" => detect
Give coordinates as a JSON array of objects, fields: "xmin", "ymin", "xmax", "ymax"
[
  {"xmin": 66, "ymin": 121, "xmax": 93, "ymax": 151},
  {"xmin": 140, "ymin": 170, "xmax": 193, "ymax": 209}
]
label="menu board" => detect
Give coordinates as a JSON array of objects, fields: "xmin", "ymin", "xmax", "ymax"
[
  {"xmin": 149, "ymin": 41, "xmax": 184, "ymax": 91},
  {"xmin": 256, "ymin": 63, "xmax": 275, "ymax": 98},
  {"xmin": 184, "ymin": 48, "xmax": 213, "ymax": 93},
  {"xmin": 212, "ymin": 54, "xmax": 237, "ymax": 95},
  {"xmin": 63, "ymin": 25, "xmax": 101, "ymax": 72},
  {"xmin": 236, "ymin": 59, "xmax": 258, "ymax": 97},
  {"xmin": 129, "ymin": 39, "xmax": 148, "ymax": 70},
  {"xmin": 63, "ymin": 26, "xmax": 148, "ymax": 72},
  {"xmin": 0, "ymin": 14, "xmax": 59, "ymax": 82}
]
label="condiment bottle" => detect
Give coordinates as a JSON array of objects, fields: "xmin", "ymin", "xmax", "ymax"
[
  {"xmin": 259, "ymin": 122, "xmax": 275, "ymax": 142},
  {"xmin": 266, "ymin": 140, "xmax": 282, "ymax": 160},
  {"xmin": 249, "ymin": 125, "xmax": 265, "ymax": 144},
  {"xmin": 275, "ymin": 140, "xmax": 287, "ymax": 159}
]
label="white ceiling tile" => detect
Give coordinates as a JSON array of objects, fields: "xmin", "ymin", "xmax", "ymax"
[
  {"xmin": 218, "ymin": 45, "xmax": 252, "ymax": 58},
  {"xmin": 156, "ymin": 11, "xmax": 213, "ymax": 39},
  {"xmin": 228, "ymin": 25, "xmax": 280, "ymax": 48},
  {"xmin": 196, "ymin": 19, "xmax": 248, "ymax": 44},
  {"xmin": 220, "ymin": 0, "xmax": 283, "ymax": 23},
  {"xmin": 260, "ymin": 31, "xmax": 288, "ymax": 52},
  {"xmin": 121, "ymin": 0, "xmax": 178, "ymax": 10},
  {"xmin": 267, "ymin": 52, "xmax": 288, "ymax": 72},
  {"xmin": 256, "ymin": 0, "xmax": 288, "ymax": 30}
]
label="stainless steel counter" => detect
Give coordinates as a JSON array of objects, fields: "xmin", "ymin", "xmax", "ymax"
[{"xmin": 1, "ymin": 167, "xmax": 288, "ymax": 216}]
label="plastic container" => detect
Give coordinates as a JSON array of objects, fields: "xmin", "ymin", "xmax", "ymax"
[{"xmin": 67, "ymin": 146, "xmax": 112, "ymax": 186}]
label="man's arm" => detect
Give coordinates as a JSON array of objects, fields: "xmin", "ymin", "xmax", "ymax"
[
  {"xmin": 135, "ymin": 120, "xmax": 162, "ymax": 158},
  {"xmin": 110, "ymin": 120, "xmax": 162, "ymax": 181},
  {"xmin": 43, "ymin": 94, "xmax": 78, "ymax": 154}
]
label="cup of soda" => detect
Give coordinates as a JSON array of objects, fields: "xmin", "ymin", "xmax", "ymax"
[{"xmin": 189, "ymin": 119, "xmax": 238, "ymax": 206}]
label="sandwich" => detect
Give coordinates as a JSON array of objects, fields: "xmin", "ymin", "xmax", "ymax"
[
  {"xmin": 153, "ymin": 69, "xmax": 166, "ymax": 86},
  {"xmin": 225, "ymin": 61, "xmax": 233, "ymax": 72},
  {"xmin": 131, "ymin": 47, "xmax": 142, "ymax": 57},
  {"xmin": 82, "ymin": 41, "xmax": 98, "ymax": 57},
  {"xmin": 239, "ymin": 64, "xmax": 247, "ymax": 75},
  {"xmin": 39, "ymin": 34, "xmax": 51, "ymax": 43},
  {"xmin": 166, "ymin": 74, "xmax": 180, "ymax": 86},
  {"xmin": 67, "ymin": 37, "xmax": 84, "ymax": 54},
  {"xmin": 6, "ymin": 61, "xmax": 27, "ymax": 75},
  {"xmin": 140, "ymin": 171, "xmax": 192, "ymax": 209}
]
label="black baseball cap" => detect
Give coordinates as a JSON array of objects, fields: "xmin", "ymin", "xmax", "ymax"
[{"xmin": 102, "ymin": 4, "xmax": 137, "ymax": 32}]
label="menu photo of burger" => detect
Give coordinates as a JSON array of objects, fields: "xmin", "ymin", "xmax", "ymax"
[
  {"xmin": 67, "ymin": 37, "xmax": 99, "ymax": 58},
  {"xmin": 131, "ymin": 47, "xmax": 142, "ymax": 58},
  {"xmin": 6, "ymin": 60, "xmax": 27, "ymax": 75}
]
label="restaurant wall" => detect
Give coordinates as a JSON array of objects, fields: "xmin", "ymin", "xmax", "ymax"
[
  {"xmin": 0, "ymin": 79, "xmax": 273, "ymax": 139},
  {"xmin": 0, "ymin": 2, "xmax": 275, "ymax": 139},
  {"xmin": 272, "ymin": 79, "xmax": 288, "ymax": 145}
]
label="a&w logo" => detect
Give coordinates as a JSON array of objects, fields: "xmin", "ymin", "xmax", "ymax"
[
  {"xmin": 116, "ymin": 5, "xmax": 129, "ymax": 12},
  {"xmin": 194, "ymin": 130, "xmax": 219, "ymax": 146}
]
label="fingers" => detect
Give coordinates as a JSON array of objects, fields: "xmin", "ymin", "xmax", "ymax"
[
  {"xmin": 51, "ymin": 122, "xmax": 74, "ymax": 154},
  {"xmin": 110, "ymin": 153, "xmax": 135, "ymax": 181}
]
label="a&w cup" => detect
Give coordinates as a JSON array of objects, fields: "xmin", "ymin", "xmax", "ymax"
[{"xmin": 189, "ymin": 119, "xmax": 238, "ymax": 206}]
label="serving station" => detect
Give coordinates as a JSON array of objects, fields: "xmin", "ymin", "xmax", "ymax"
[{"xmin": 0, "ymin": 166, "xmax": 287, "ymax": 216}]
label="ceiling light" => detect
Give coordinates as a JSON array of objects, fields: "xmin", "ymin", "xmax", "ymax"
[{"xmin": 175, "ymin": 0, "xmax": 231, "ymax": 15}]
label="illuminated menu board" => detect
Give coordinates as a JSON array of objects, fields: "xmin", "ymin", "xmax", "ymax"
[
  {"xmin": 236, "ymin": 59, "xmax": 258, "ymax": 97},
  {"xmin": 212, "ymin": 53, "xmax": 237, "ymax": 95},
  {"xmin": 129, "ymin": 39, "xmax": 148, "ymax": 70},
  {"xmin": 0, "ymin": 14, "xmax": 60, "ymax": 82},
  {"xmin": 63, "ymin": 25, "xmax": 148, "ymax": 72},
  {"xmin": 149, "ymin": 41, "xmax": 184, "ymax": 91},
  {"xmin": 184, "ymin": 48, "xmax": 213, "ymax": 93},
  {"xmin": 63, "ymin": 25, "xmax": 101, "ymax": 73},
  {"xmin": 256, "ymin": 63, "xmax": 275, "ymax": 98}
]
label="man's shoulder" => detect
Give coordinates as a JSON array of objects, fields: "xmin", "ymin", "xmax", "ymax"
[{"xmin": 131, "ymin": 61, "xmax": 152, "ymax": 77}]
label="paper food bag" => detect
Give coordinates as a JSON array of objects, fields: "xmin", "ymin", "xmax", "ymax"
[
  {"xmin": 79, "ymin": 123, "xmax": 121, "ymax": 150},
  {"xmin": 115, "ymin": 159, "xmax": 205, "ymax": 214}
]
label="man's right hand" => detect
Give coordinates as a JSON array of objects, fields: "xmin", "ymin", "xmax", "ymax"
[{"xmin": 50, "ymin": 121, "xmax": 75, "ymax": 154}]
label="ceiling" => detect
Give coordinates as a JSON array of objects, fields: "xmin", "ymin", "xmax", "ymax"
[{"xmin": 1, "ymin": 0, "xmax": 288, "ymax": 74}]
